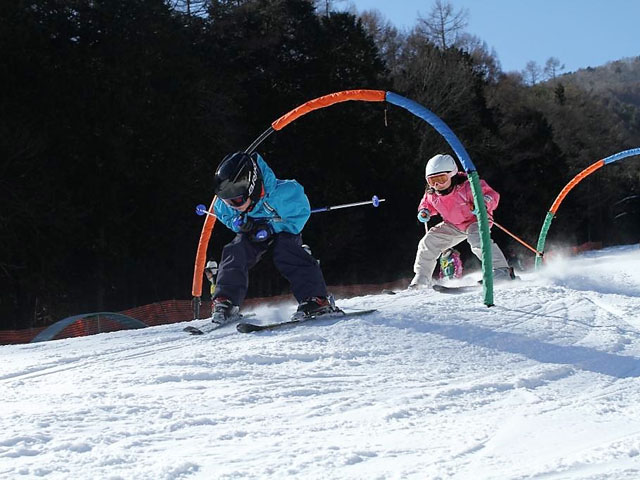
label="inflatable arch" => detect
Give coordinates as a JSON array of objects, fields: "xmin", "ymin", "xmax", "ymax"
[
  {"xmin": 31, "ymin": 312, "xmax": 147, "ymax": 342},
  {"xmin": 193, "ymin": 90, "xmax": 497, "ymax": 306},
  {"xmin": 535, "ymin": 147, "xmax": 640, "ymax": 268}
]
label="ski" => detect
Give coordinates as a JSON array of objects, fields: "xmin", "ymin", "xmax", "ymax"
[
  {"xmin": 183, "ymin": 324, "xmax": 222, "ymax": 335},
  {"xmin": 432, "ymin": 284, "xmax": 481, "ymax": 294},
  {"xmin": 433, "ymin": 271, "xmax": 521, "ymax": 295},
  {"xmin": 236, "ymin": 309, "xmax": 378, "ymax": 333},
  {"xmin": 183, "ymin": 313, "xmax": 256, "ymax": 335}
]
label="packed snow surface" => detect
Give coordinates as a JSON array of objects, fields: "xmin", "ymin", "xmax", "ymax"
[{"xmin": 2, "ymin": 245, "xmax": 640, "ymax": 479}]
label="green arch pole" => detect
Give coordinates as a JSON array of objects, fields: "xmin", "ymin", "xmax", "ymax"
[
  {"xmin": 535, "ymin": 147, "xmax": 640, "ymax": 269},
  {"xmin": 535, "ymin": 211, "xmax": 556, "ymax": 269},
  {"xmin": 468, "ymin": 171, "xmax": 495, "ymax": 305}
]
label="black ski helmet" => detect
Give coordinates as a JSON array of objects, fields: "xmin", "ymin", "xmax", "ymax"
[{"xmin": 213, "ymin": 152, "xmax": 263, "ymax": 206}]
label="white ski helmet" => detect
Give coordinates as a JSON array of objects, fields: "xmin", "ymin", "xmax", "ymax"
[
  {"xmin": 205, "ymin": 260, "xmax": 218, "ymax": 272},
  {"xmin": 425, "ymin": 154, "xmax": 458, "ymax": 179}
]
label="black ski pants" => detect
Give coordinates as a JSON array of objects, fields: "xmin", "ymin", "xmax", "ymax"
[{"xmin": 213, "ymin": 232, "xmax": 328, "ymax": 306}]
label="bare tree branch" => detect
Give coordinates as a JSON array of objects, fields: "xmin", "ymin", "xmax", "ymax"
[
  {"xmin": 417, "ymin": 0, "xmax": 468, "ymax": 49},
  {"xmin": 543, "ymin": 56, "xmax": 565, "ymax": 80},
  {"xmin": 522, "ymin": 60, "xmax": 542, "ymax": 85}
]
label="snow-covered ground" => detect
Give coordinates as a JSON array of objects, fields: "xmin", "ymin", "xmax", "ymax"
[{"xmin": 2, "ymin": 245, "xmax": 640, "ymax": 479}]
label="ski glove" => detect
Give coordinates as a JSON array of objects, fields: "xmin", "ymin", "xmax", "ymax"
[
  {"xmin": 233, "ymin": 215, "xmax": 274, "ymax": 242},
  {"xmin": 233, "ymin": 216, "xmax": 254, "ymax": 233},
  {"xmin": 470, "ymin": 195, "xmax": 494, "ymax": 216},
  {"xmin": 417, "ymin": 209, "xmax": 430, "ymax": 223}
]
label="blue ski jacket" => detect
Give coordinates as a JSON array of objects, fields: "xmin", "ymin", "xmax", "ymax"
[{"xmin": 213, "ymin": 154, "xmax": 311, "ymax": 235}]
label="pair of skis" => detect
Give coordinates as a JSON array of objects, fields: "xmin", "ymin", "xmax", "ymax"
[{"xmin": 183, "ymin": 308, "xmax": 377, "ymax": 335}]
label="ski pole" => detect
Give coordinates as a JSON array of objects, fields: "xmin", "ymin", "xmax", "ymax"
[
  {"xmin": 310, "ymin": 195, "xmax": 385, "ymax": 213},
  {"xmin": 195, "ymin": 195, "xmax": 386, "ymax": 217},
  {"xmin": 492, "ymin": 220, "xmax": 543, "ymax": 256},
  {"xmin": 195, "ymin": 204, "xmax": 215, "ymax": 217}
]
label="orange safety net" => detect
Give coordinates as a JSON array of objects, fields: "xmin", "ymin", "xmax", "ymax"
[{"xmin": 0, "ymin": 327, "xmax": 46, "ymax": 345}]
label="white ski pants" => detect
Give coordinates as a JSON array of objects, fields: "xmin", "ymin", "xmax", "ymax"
[{"xmin": 412, "ymin": 221, "xmax": 509, "ymax": 285}]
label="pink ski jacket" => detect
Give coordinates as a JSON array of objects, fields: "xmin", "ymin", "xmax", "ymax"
[{"xmin": 418, "ymin": 174, "xmax": 500, "ymax": 232}]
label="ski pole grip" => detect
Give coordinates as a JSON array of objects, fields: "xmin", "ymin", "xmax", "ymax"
[{"xmin": 255, "ymin": 229, "xmax": 270, "ymax": 241}]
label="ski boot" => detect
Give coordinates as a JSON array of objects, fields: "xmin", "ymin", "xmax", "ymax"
[
  {"xmin": 478, "ymin": 267, "xmax": 519, "ymax": 284},
  {"xmin": 408, "ymin": 272, "xmax": 431, "ymax": 290},
  {"xmin": 211, "ymin": 297, "xmax": 240, "ymax": 326},
  {"xmin": 292, "ymin": 295, "xmax": 336, "ymax": 321},
  {"xmin": 493, "ymin": 266, "xmax": 519, "ymax": 282}
]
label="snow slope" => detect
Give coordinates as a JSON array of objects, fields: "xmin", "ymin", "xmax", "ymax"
[{"xmin": 2, "ymin": 245, "xmax": 640, "ymax": 479}]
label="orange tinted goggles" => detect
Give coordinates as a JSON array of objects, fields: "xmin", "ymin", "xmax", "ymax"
[
  {"xmin": 426, "ymin": 173, "xmax": 451, "ymax": 186},
  {"xmin": 222, "ymin": 195, "xmax": 248, "ymax": 207}
]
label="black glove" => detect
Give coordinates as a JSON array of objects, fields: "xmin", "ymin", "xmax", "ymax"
[{"xmin": 233, "ymin": 215, "xmax": 254, "ymax": 233}]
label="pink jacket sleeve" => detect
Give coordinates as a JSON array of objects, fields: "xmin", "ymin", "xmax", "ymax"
[
  {"xmin": 480, "ymin": 180, "xmax": 500, "ymax": 213},
  {"xmin": 418, "ymin": 193, "xmax": 437, "ymax": 216}
]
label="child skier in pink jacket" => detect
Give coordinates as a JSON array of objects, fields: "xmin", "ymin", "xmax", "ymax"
[{"xmin": 409, "ymin": 154, "xmax": 513, "ymax": 288}]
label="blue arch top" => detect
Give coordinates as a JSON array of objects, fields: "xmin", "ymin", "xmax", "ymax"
[
  {"xmin": 603, "ymin": 147, "xmax": 640, "ymax": 165},
  {"xmin": 385, "ymin": 92, "xmax": 477, "ymax": 173}
]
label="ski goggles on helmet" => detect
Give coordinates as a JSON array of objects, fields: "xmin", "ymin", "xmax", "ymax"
[
  {"xmin": 222, "ymin": 194, "xmax": 248, "ymax": 208},
  {"xmin": 426, "ymin": 172, "xmax": 452, "ymax": 186}
]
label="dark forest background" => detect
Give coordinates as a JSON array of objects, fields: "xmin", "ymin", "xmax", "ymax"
[{"xmin": 2, "ymin": 0, "xmax": 639, "ymax": 329}]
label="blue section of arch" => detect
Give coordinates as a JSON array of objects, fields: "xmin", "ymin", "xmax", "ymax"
[
  {"xmin": 385, "ymin": 92, "xmax": 477, "ymax": 172},
  {"xmin": 31, "ymin": 312, "xmax": 147, "ymax": 343},
  {"xmin": 603, "ymin": 147, "xmax": 640, "ymax": 165}
]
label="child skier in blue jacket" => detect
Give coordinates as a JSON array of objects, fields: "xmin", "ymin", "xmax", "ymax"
[{"xmin": 210, "ymin": 152, "xmax": 331, "ymax": 324}]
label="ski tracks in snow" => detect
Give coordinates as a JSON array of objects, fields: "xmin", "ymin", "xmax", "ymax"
[{"xmin": 3, "ymin": 248, "xmax": 640, "ymax": 478}]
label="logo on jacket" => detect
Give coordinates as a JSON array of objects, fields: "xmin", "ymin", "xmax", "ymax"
[{"xmin": 248, "ymin": 159, "xmax": 258, "ymax": 196}]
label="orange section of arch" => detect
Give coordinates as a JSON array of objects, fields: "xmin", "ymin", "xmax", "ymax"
[
  {"xmin": 191, "ymin": 197, "xmax": 218, "ymax": 297},
  {"xmin": 549, "ymin": 160, "xmax": 605, "ymax": 214},
  {"xmin": 271, "ymin": 89, "xmax": 386, "ymax": 131}
]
